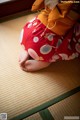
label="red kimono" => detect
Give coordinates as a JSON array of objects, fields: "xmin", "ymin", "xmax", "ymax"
[{"xmin": 20, "ymin": 2, "xmax": 80, "ymax": 62}]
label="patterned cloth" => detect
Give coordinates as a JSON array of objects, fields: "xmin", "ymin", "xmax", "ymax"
[{"xmin": 20, "ymin": 17, "xmax": 80, "ymax": 62}]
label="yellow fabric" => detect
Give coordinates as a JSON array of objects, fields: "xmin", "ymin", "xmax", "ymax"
[
  {"xmin": 31, "ymin": 0, "xmax": 80, "ymax": 35},
  {"xmin": 48, "ymin": 3, "xmax": 72, "ymax": 21},
  {"xmin": 31, "ymin": 0, "xmax": 44, "ymax": 11},
  {"xmin": 67, "ymin": 10, "xmax": 80, "ymax": 20}
]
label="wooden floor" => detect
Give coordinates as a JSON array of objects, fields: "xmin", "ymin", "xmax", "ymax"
[{"xmin": 0, "ymin": 13, "xmax": 80, "ymax": 120}]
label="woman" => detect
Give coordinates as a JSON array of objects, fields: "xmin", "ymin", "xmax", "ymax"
[{"xmin": 19, "ymin": 0, "xmax": 80, "ymax": 72}]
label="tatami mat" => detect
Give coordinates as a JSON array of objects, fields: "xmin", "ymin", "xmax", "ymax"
[
  {"xmin": 49, "ymin": 92, "xmax": 80, "ymax": 120},
  {"xmin": 0, "ymin": 13, "xmax": 80, "ymax": 119},
  {"xmin": 23, "ymin": 113, "xmax": 42, "ymax": 120}
]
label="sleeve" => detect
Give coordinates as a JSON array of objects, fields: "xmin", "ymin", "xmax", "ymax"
[
  {"xmin": 48, "ymin": 3, "xmax": 72, "ymax": 22},
  {"xmin": 31, "ymin": 0, "xmax": 44, "ymax": 11}
]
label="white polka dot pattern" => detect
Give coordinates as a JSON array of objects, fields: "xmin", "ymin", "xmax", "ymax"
[
  {"xmin": 28, "ymin": 48, "xmax": 39, "ymax": 60},
  {"xmin": 40, "ymin": 45, "xmax": 52, "ymax": 54},
  {"xmin": 27, "ymin": 23, "xmax": 32, "ymax": 28},
  {"xmin": 33, "ymin": 37, "xmax": 39, "ymax": 43},
  {"xmin": 33, "ymin": 22, "xmax": 37, "ymax": 26}
]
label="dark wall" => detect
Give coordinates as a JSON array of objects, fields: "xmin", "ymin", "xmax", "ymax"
[{"xmin": 0, "ymin": 0, "xmax": 35, "ymax": 18}]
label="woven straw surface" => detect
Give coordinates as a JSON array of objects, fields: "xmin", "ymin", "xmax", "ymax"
[{"xmin": 0, "ymin": 13, "xmax": 80, "ymax": 119}]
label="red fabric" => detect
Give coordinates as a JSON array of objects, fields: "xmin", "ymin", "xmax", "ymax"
[{"xmin": 20, "ymin": 17, "xmax": 80, "ymax": 62}]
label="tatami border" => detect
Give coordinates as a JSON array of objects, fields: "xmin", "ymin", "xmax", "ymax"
[{"xmin": 10, "ymin": 86, "xmax": 80, "ymax": 120}]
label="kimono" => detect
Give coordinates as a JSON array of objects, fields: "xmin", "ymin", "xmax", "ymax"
[{"xmin": 20, "ymin": 0, "xmax": 80, "ymax": 62}]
